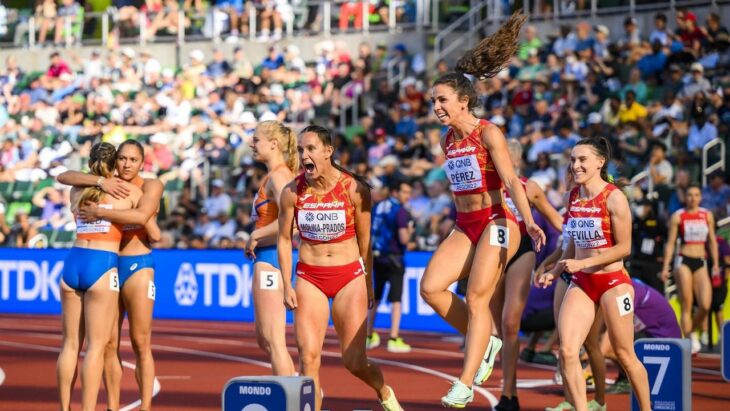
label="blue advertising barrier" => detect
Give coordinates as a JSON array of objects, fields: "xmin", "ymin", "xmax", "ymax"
[
  {"xmin": 631, "ymin": 338, "xmax": 691, "ymax": 411},
  {"xmin": 0, "ymin": 249, "xmax": 456, "ymax": 333},
  {"xmin": 222, "ymin": 376, "xmax": 315, "ymax": 411},
  {"xmin": 723, "ymin": 322, "xmax": 730, "ymax": 382}
]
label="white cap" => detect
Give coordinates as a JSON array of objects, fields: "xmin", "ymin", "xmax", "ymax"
[
  {"xmin": 690, "ymin": 62, "xmax": 704, "ymax": 73},
  {"xmin": 240, "ymin": 111, "xmax": 257, "ymax": 125},
  {"xmin": 121, "ymin": 48, "xmax": 136, "ymax": 59},
  {"xmin": 150, "ymin": 132, "xmax": 169, "ymax": 145},
  {"xmin": 211, "ymin": 179, "xmax": 225, "ymax": 188},
  {"xmin": 162, "ymin": 68, "xmax": 175, "ymax": 78},
  {"xmin": 401, "ymin": 77, "xmax": 417, "ymax": 88},
  {"xmin": 189, "ymin": 49, "xmax": 205, "ymax": 62},
  {"xmin": 587, "ymin": 112, "xmax": 603, "ymax": 124},
  {"xmin": 378, "ymin": 155, "xmax": 399, "ymax": 168},
  {"xmin": 270, "ymin": 83, "xmax": 285, "ymax": 97},
  {"xmin": 259, "ymin": 111, "xmax": 278, "ymax": 122}
]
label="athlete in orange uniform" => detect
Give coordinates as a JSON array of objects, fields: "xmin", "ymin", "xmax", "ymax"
[
  {"xmin": 60, "ymin": 140, "xmax": 163, "ymax": 410},
  {"xmin": 537, "ymin": 138, "xmax": 650, "ymax": 411},
  {"xmin": 57, "ymin": 143, "xmax": 142, "ymax": 411},
  {"xmin": 418, "ymin": 13, "xmax": 545, "ymax": 408},
  {"xmin": 278, "ymin": 125, "xmax": 403, "ymax": 411},
  {"xmin": 662, "ymin": 185, "xmax": 720, "ymax": 353},
  {"xmin": 245, "ymin": 121, "xmax": 298, "ymax": 376}
]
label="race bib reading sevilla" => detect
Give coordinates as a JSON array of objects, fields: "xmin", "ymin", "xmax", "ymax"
[{"xmin": 569, "ymin": 217, "xmax": 607, "ymax": 249}]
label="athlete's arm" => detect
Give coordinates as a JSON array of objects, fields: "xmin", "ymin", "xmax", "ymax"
[
  {"xmin": 526, "ymin": 179, "xmax": 563, "ymax": 232},
  {"xmin": 661, "ymin": 212, "xmax": 680, "ymax": 281},
  {"xmin": 707, "ymin": 212, "xmax": 721, "ymax": 276},
  {"xmin": 277, "ymin": 181, "xmax": 298, "ymax": 310},
  {"xmin": 56, "ymin": 170, "xmax": 131, "ymax": 199},
  {"xmin": 538, "ymin": 236, "xmax": 575, "ymax": 288},
  {"xmin": 483, "ymin": 125, "xmax": 546, "ymax": 250},
  {"xmin": 143, "ymin": 217, "xmax": 162, "ymax": 243},
  {"xmin": 563, "ymin": 189, "xmax": 632, "ymax": 272},
  {"xmin": 352, "ymin": 179, "xmax": 374, "ymax": 308},
  {"xmin": 78, "ymin": 179, "xmax": 163, "ymax": 226}
]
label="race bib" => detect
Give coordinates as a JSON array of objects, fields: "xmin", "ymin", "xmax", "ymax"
[
  {"xmin": 561, "ymin": 224, "xmax": 571, "ymax": 251},
  {"xmin": 641, "ymin": 238, "xmax": 655, "ymax": 255},
  {"xmin": 569, "ymin": 217, "xmax": 607, "ymax": 249},
  {"xmin": 259, "ymin": 270, "xmax": 280, "ymax": 290},
  {"xmin": 110, "ymin": 271, "xmax": 120, "ymax": 292},
  {"xmin": 489, "ymin": 225, "xmax": 509, "ymax": 248},
  {"xmin": 616, "ymin": 292, "xmax": 633, "ymax": 316},
  {"xmin": 504, "ymin": 196, "xmax": 522, "ymax": 222},
  {"xmin": 148, "ymin": 280, "xmax": 156, "ymax": 300},
  {"xmin": 683, "ymin": 219, "xmax": 709, "ymax": 243},
  {"xmin": 444, "ymin": 155, "xmax": 483, "ymax": 192},
  {"xmin": 76, "ymin": 204, "xmax": 113, "ymax": 234},
  {"xmin": 297, "ymin": 209, "xmax": 346, "ymax": 242}
]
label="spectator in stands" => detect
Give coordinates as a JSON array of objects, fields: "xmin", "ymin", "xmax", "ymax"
[
  {"xmin": 54, "ymin": 0, "xmax": 82, "ymax": 45},
  {"xmin": 214, "ymin": 0, "xmax": 248, "ymax": 40},
  {"xmin": 204, "ymin": 178, "xmax": 232, "ymax": 218},
  {"xmin": 645, "ymin": 142, "xmax": 673, "ymax": 194},
  {"xmin": 32, "ymin": 185, "xmax": 70, "ymax": 230},
  {"xmin": 701, "ymin": 171, "xmax": 730, "ymax": 215},
  {"xmin": 8, "ymin": 211, "xmax": 37, "ymax": 247},
  {"xmin": 518, "ymin": 25, "xmax": 542, "ymax": 61},
  {"xmin": 339, "ymin": 1, "xmax": 365, "ymax": 31},
  {"xmin": 687, "ymin": 106, "xmax": 717, "ymax": 155},
  {"xmin": 650, "ymin": 13, "xmax": 671, "ymax": 47},
  {"xmin": 258, "ymin": 0, "xmax": 284, "ymax": 41},
  {"xmin": 619, "ymin": 17, "xmax": 642, "ymax": 53},
  {"xmin": 680, "ymin": 63, "xmax": 713, "ymax": 100},
  {"xmin": 667, "ymin": 169, "xmax": 691, "ymax": 214},
  {"xmin": 630, "ymin": 198, "xmax": 667, "ymax": 293},
  {"xmin": 35, "ymin": 0, "xmax": 57, "ymax": 46}
]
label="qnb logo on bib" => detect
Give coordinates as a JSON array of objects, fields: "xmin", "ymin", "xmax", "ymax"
[
  {"xmin": 444, "ymin": 154, "xmax": 482, "ymax": 192},
  {"xmin": 684, "ymin": 220, "xmax": 709, "ymax": 243},
  {"xmin": 570, "ymin": 217, "xmax": 607, "ymax": 248},
  {"xmin": 504, "ymin": 197, "xmax": 522, "ymax": 221},
  {"xmin": 298, "ymin": 209, "xmax": 346, "ymax": 241}
]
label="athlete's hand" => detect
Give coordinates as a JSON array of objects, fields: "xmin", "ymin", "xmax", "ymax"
[
  {"xmin": 713, "ymin": 264, "xmax": 721, "ymax": 278},
  {"xmin": 284, "ymin": 285, "xmax": 298, "ymax": 310},
  {"xmin": 660, "ymin": 267, "xmax": 671, "ymax": 282},
  {"xmin": 245, "ymin": 233, "xmax": 258, "ymax": 260},
  {"xmin": 101, "ymin": 177, "xmax": 130, "ymax": 199},
  {"xmin": 560, "ymin": 259, "xmax": 585, "ymax": 274},
  {"xmin": 526, "ymin": 222, "xmax": 546, "ymax": 252},
  {"xmin": 78, "ymin": 201, "xmax": 100, "ymax": 221},
  {"xmin": 536, "ymin": 272, "xmax": 555, "ymax": 288}
]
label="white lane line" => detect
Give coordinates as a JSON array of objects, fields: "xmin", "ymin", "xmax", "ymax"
[
  {"xmin": 0, "ymin": 337, "xmax": 161, "ymax": 410},
  {"xmin": 150, "ymin": 343, "xmax": 272, "ymax": 369},
  {"xmin": 0, "ymin": 367, "xmax": 5, "ymax": 386},
  {"xmin": 160, "ymin": 333, "xmax": 499, "ymax": 408}
]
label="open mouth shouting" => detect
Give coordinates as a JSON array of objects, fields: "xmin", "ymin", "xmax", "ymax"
[{"xmin": 303, "ymin": 161, "xmax": 316, "ymax": 174}]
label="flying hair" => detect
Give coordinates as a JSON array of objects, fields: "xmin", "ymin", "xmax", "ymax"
[{"xmin": 455, "ymin": 11, "xmax": 527, "ymax": 79}]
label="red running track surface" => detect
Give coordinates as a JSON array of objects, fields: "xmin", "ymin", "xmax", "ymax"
[{"xmin": 0, "ymin": 314, "xmax": 728, "ymax": 410}]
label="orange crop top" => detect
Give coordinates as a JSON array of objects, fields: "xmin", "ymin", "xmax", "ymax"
[
  {"xmin": 76, "ymin": 198, "xmax": 124, "ymax": 242},
  {"xmin": 294, "ymin": 172, "xmax": 356, "ymax": 245},
  {"xmin": 443, "ymin": 119, "xmax": 502, "ymax": 195},
  {"xmin": 252, "ymin": 164, "xmax": 288, "ymax": 229},
  {"xmin": 121, "ymin": 176, "xmax": 148, "ymax": 242}
]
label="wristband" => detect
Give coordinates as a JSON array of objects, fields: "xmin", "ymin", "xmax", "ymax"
[{"xmin": 96, "ymin": 176, "xmax": 105, "ymax": 188}]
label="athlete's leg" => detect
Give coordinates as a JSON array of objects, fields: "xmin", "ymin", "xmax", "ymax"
[
  {"xmin": 692, "ymin": 265, "xmax": 712, "ymax": 333},
  {"xmin": 57, "ymin": 280, "xmax": 84, "ymax": 411},
  {"xmin": 584, "ymin": 308, "xmax": 606, "ymax": 405},
  {"xmin": 600, "ymin": 284, "xmax": 650, "ymax": 411},
  {"xmin": 103, "ymin": 298, "xmax": 124, "ymax": 411},
  {"xmin": 122, "ymin": 268, "xmax": 156, "ymax": 409},
  {"xmin": 253, "ymin": 263, "xmax": 295, "ymax": 376},
  {"xmin": 420, "ymin": 230, "xmax": 475, "ymax": 335},
  {"xmin": 553, "ymin": 278, "xmax": 573, "ymax": 405},
  {"xmin": 294, "ymin": 277, "xmax": 330, "ymax": 411},
  {"xmin": 673, "ymin": 264, "xmax": 694, "ymax": 335},
  {"xmin": 558, "ymin": 286, "xmax": 596, "ymax": 411},
  {"xmin": 499, "ymin": 251, "xmax": 536, "ymax": 398},
  {"xmin": 332, "ymin": 275, "xmax": 392, "ymax": 401},
  {"xmin": 81, "ymin": 269, "xmax": 120, "ymax": 411},
  {"xmin": 459, "ymin": 220, "xmax": 519, "ymax": 386}
]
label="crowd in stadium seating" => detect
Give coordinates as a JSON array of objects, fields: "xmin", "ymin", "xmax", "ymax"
[{"xmin": 0, "ymin": 7, "xmax": 729, "ymax": 254}]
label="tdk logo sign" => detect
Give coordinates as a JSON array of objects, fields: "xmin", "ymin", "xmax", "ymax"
[
  {"xmin": 0, "ymin": 260, "xmax": 63, "ymax": 301},
  {"xmin": 174, "ymin": 262, "xmax": 253, "ymax": 307}
]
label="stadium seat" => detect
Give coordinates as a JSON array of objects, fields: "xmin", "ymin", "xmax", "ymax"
[
  {"xmin": 6, "ymin": 201, "xmax": 31, "ymax": 224},
  {"xmin": 36, "ymin": 178, "xmax": 55, "ymax": 190},
  {"xmin": 51, "ymin": 230, "xmax": 75, "ymax": 248},
  {"xmin": 0, "ymin": 181, "xmax": 13, "ymax": 199},
  {"xmin": 11, "ymin": 181, "xmax": 34, "ymax": 202}
]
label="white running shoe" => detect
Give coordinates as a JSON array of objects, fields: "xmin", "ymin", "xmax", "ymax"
[
  {"xmin": 691, "ymin": 335, "xmax": 701, "ymax": 354},
  {"xmin": 474, "ymin": 335, "xmax": 502, "ymax": 385},
  {"xmin": 379, "ymin": 385, "xmax": 403, "ymax": 411},
  {"xmin": 441, "ymin": 380, "xmax": 474, "ymax": 408}
]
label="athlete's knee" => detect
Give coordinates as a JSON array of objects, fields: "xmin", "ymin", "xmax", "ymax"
[
  {"xmin": 465, "ymin": 290, "xmax": 491, "ymax": 311},
  {"xmin": 559, "ymin": 343, "xmax": 581, "ymax": 362},
  {"xmin": 256, "ymin": 333, "xmax": 273, "ymax": 354},
  {"xmin": 298, "ymin": 349, "xmax": 321, "ymax": 370},
  {"xmin": 613, "ymin": 346, "xmax": 637, "ymax": 367},
  {"xmin": 419, "ymin": 280, "xmax": 441, "ymax": 303},
  {"xmin": 342, "ymin": 349, "xmax": 368, "ymax": 376},
  {"xmin": 501, "ymin": 315, "xmax": 521, "ymax": 340}
]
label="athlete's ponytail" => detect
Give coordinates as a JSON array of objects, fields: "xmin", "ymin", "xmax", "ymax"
[
  {"xmin": 77, "ymin": 142, "xmax": 117, "ymax": 208},
  {"xmin": 284, "ymin": 126, "xmax": 299, "ymax": 173},
  {"xmin": 300, "ymin": 124, "xmax": 371, "ymax": 189}
]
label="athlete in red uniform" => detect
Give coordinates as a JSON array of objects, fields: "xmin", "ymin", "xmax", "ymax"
[
  {"xmin": 418, "ymin": 12, "xmax": 546, "ymax": 408},
  {"xmin": 537, "ymin": 138, "xmax": 650, "ymax": 411},
  {"xmin": 246, "ymin": 121, "xmax": 298, "ymax": 375},
  {"xmin": 661, "ymin": 185, "xmax": 720, "ymax": 353},
  {"xmin": 277, "ymin": 125, "xmax": 402, "ymax": 411},
  {"xmin": 490, "ymin": 139, "xmax": 562, "ymax": 408}
]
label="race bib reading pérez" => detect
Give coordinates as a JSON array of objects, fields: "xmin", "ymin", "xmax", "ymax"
[
  {"xmin": 444, "ymin": 154, "xmax": 482, "ymax": 192},
  {"xmin": 298, "ymin": 209, "xmax": 346, "ymax": 241},
  {"xmin": 569, "ymin": 217, "xmax": 606, "ymax": 248}
]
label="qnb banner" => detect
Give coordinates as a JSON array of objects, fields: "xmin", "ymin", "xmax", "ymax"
[{"xmin": 0, "ymin": 249, "xmax": 456, "ymax": 333}]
